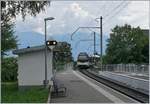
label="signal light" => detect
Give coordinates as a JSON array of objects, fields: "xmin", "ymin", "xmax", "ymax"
[{"xmin": 46, "ymin": 40, "xmax": 57, "ymax": 46}]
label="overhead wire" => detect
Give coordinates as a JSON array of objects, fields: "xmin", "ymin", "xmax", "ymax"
[
  {"xmin": 96, "ymin": 0, "xmax": 127, "ymax": 34},
  {"xmin": 102, "ymin": 1, "xmax": 130, "ymax": 36},
  {"xmin": 103, "ymin": 0, "xmax": 126, "ymax": 19},
  {"xmin": 103, "ymin": 1, "xmax": 130, "ymax": 26}
]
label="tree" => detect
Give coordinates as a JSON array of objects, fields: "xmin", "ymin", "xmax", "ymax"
[
  {"xmin": 1, "ymin": 57, "xmax": 18, "ymax": 82},
  {"xmin": 54, "ymin": 42, "xmax": 72, "ymax": 63},
  {"xmin": 1, "ymin": 1, "xmax": 50, "ymax": 20},
  {"xmin": 105, "ymin": 24, "xmax": 148, "ymax": 64},
  {"xmin": 53, "ymin": 42, "xmax": 72, "ymax": 71},
  {"xmin": 1, "ymin": 1, "xmax": 50, "ymax": 56},
  {"xmin": 141, "ymin": 38, "xmax": 149, "ymax": 63},
  {"xmin": 1, "ymin": 12, "xmax": 17, "ymax": 56}
]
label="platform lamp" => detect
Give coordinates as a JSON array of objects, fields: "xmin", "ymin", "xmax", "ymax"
[{"xmin": 44, "ymin": 17, "xmax": 55, "ymax": 87}]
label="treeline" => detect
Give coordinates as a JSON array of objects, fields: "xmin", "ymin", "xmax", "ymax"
[{"xmin": 103, "ymin": 24, "xmax": 149, "ymax": 64}]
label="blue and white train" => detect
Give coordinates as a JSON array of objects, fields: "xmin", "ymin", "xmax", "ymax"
[{"xmin": 76, "ymin": 52, "xmax": 90, "ymax": 69}]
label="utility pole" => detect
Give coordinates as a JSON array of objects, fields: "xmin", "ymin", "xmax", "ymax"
[
  {"xmin": 96, "ymin": 16, "xmax": 103, "ymax": 71},
  {"xmin": 100, "ymin": 16, "xmax": 103, "ymax": 71},
  {"xmin": 94, "ymin": 32, "xmax": 96, "ymax": 65},
  {"xmin": 94, "ymin": 32, "xmax": 96, "ymax": 55}
]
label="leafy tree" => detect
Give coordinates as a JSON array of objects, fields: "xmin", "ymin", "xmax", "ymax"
[
  {"xmin": 1, "ymin": 1, "xmax": 50, "ymax": 20},
  {"xmin": 1, "ymin": 1, "xmax": 50, "ymax": 56},
  {"xmin": 53, "ymin": 42, "xmax": 72, "ymax": 71},
  {"xmin": 105, "ymin": 24, "xmax": 148, "ymax": 64},
  {"xmin": 1, "ymin": 57, "xmax": 18, "ymax": 82},
  {"xmin": 141, "ymin": 38, "xmax": 149, "ymax": 63},
  {"xmin": 1, "ymin": 12, "xmax": 17, "ymax": 56},
  {"xmin": 54, "ymin": 42, "xmax": 72, "ymax": 63}
]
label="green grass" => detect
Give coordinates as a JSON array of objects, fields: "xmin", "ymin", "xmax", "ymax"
[{"xmin": 1, "ymin": 82, "xmax": 49, "ymax": 103}]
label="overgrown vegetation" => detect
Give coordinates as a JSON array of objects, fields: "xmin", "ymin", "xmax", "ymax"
[
  {"xmin": 1, "ymin": 82, "xmax": 49, "ymax": 103},
  {"xmin": 1, "ymin": 57, "xmax": 18, "ymax": 82},
  {"xmin": 104, "ymin": 24, "xmax": 149, "ymax": 64},
  {"xmin": 53, "ymin": 42, "xmax": 73, "ymax": 71}
]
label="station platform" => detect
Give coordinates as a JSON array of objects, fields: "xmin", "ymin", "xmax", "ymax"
[{"xmin": 50, "ymin": 69, "xmax": 139, "ymax": 103}]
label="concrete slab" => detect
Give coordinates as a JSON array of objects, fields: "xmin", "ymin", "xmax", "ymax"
[
  {"xmin": 50, "ymin": 69, "xmax": 140, "ymax": 103},
  {"xmin": 50, "ymin": 69, "xmax": 113, "ymax": 103}
]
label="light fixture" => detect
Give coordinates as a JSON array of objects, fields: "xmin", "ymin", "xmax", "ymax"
[
  {"xmin": 44, "ymin": 17, "xmax": 55, "ymax": 21},
  {"xmin": 46, "ymin": 40, "xmax": 57, "ymax": 46}
]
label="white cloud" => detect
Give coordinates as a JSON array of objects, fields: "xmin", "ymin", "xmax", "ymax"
[
  {"xmin": 117, "ymin": 1, "xmax": 149, "ymax": 29},
  {"xmin": 70, "ymin": 3, "xmax": 89, "ymax": 18},
  {"xmin": 14, "ymin": 1, "xmax": 149, "ymax": 37},
  {"xmin": 102, "ymin": 1, "xmax": 149, "ymax": 35}
]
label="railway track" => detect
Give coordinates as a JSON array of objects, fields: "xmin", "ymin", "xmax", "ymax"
[{"xmin": 80, "ymin": 69, "xmax": 149, "ymax": 103}]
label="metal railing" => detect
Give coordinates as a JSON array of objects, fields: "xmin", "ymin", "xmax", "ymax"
[{"xmin": 96, "ymin": 64, "xmax": 149, "ymax": 76}]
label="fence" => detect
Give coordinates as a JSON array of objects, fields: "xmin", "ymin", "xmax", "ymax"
[{"xmin": 97, "ymin": 64, "xmax": 149, "ymax": 75}]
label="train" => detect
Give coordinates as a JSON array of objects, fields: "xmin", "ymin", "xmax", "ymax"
[{"xmin": 76, "ymin": 52, "xmax": 91, "ymax": 69}]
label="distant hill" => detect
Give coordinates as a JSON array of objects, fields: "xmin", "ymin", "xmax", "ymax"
[{"xmin": 15, "ymin": 31, "xmax": 44, "ymax": 48}]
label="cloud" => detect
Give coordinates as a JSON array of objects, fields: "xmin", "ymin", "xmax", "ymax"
[
  {"xmin": 70, "ymin": 3, "xmax": 89, "ymax": 18},
  {"xmin": 101, "ymin": 1, "xmax": 149, "ymax": 35},
  {"xmin": 14, "ymin": 1, "xmax": 149, "ymax": 37},
  {"xmin": 117, "ymin": 1, "xmax": 149, "ymax": 29}
]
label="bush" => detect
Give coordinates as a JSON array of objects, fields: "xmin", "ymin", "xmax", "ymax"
[{"xmin": 1, "ymin": 57, "xmax": 18, "ymax": 82}]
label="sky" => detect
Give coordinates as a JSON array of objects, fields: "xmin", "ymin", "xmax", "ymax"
[{"xmin": 14, "ymin": 0, "xmax": 149, "ymax": 59}]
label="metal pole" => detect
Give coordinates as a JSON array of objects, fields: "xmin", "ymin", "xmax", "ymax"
[
  {"xmin": 94, "ymin": 32, "xmax": 96, "ymax": 65},
  {"xmin": 94, "ymin": 32, "xmax": 96, "ymax": 55},
  {"xmin": 100, "ymin": 16, "xmax": 103, "ymax": 71},
  {"xmin": 51, "ymin": 49, "xmax": 54, "ymax": 76},
  {"xmin": 44, "ymin": 20, "xmax": 48, "ymax": 87}
]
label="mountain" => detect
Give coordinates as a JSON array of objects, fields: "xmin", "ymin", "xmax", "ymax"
[
  {"xmin": 15, "ymin": 31, "xmax": 109, "ymax": 60},
  {"xmin": 15, "ymin": 31, "xmax": 45, "ymax": 49}
]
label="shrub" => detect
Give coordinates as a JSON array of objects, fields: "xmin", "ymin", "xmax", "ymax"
[{"xmin": 1, "ymin": 57, "xmax": 18, "ymax": 82}]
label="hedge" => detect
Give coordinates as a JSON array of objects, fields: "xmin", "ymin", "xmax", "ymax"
[{"xmin": 1, "ymin": 57, "xmax": 18, "ymax": 82}]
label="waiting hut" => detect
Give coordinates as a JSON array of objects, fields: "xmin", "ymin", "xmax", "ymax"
[{"xmin": 13, "ymin": 45, "xmax": 53, "ymax": 89}]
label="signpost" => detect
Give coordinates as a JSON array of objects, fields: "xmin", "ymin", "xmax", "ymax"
[{"xmin": 44, "ymin": 40, "xmax": 57, "ymax": 87}]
